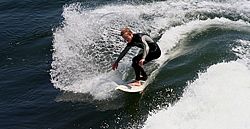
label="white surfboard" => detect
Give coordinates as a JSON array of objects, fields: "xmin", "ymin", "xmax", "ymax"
[
  {"xmin": 115, "ymin": 81, "xmax": 147, "ymax": 93},
  {"xmin": 115, "ymin": 62, "xmax": 161, "ymax": 93}
]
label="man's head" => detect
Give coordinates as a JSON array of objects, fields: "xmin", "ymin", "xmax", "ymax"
[{"xmin": 120, "ymin": 27, "xmax": 133, "ymax": 43}]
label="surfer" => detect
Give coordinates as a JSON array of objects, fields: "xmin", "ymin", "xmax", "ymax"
[{"xmin": 112, "ymin": 27, "xmax": 161, "ymax": 86}]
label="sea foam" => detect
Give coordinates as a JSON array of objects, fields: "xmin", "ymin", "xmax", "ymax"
[{"xmin": 143, "ymin": 39, "xmax": 250, "ymax": 129}]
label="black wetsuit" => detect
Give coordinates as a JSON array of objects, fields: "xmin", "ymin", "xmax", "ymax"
[{"xmin": 115, "ymin": 33, "xmax": 161, "ymax": 81}]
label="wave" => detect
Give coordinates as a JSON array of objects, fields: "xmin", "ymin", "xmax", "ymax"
[
  {"xmin": 50, "ymin": 0, "xmax": 250, "ymax": 100},
  {"xmin": 143, "ymin": 39, "xmax": 250, "ymax": 129}
]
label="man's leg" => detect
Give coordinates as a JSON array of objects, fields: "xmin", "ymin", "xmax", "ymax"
[
  {"xmin": 132, "ymin": 49, "xmax": 161, "ymax": 82},
  {"xmin": 132, "ymin": 54, "xmax": 143, "ymax": 81},
  {"xmin": 140, "ymin": 50, "xmax": 161, "ymax": 80}
]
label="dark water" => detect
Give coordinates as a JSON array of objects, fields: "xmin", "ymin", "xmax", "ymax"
[{"xmin": 1, "ymin": 0, "xmax": 250, "ymax": 129}]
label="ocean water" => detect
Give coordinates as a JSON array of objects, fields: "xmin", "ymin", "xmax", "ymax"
[{"xmin": 1, "ymin": 0, "xmax": 250, "ymax": 129}]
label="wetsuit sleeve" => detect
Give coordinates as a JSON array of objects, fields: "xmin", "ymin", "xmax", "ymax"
[
  {"xmin": 115, "ymin": 45, "xmax": 131, "ymax": 64},
  {"xmin": 141, "ymin": 35, "xmax": 151, "ymax": 59}
]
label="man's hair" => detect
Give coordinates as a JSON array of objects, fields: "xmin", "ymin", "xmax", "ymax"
[{"xmin": 120, "ymin": 27, "xmax": 133, "ymax": 36}]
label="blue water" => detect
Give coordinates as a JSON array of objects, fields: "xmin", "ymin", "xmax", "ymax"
[{"xmin": 1, "ymin": 0, "xmax": 250, "ymax": 129}]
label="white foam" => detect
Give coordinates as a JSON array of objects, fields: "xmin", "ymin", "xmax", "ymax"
[
  {"xmin": 157, "ymin": 17, "xmax": 250, "ymax": 64},
  {"xmin": 143, "ymin": 63, "xmax": 250, "ymax": 129},
  {"xmin": 51, "ymin": 0, "xmax": 250, "ymax": 100},
  {"xmin": 59, "ymin": 72, "xmax": 123, "ymax": 100},
  {"xmin": 143, "ymin": 39, "xmax": 250, "ymax": 129},
  {"xmin": 233, "ymin": 40, "xmax": 250, "ymax": 69}
]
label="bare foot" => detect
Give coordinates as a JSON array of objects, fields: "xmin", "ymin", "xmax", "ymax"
[{"xmin": 128, "ymin": 80, "xmax": 142, "ymax": 86}]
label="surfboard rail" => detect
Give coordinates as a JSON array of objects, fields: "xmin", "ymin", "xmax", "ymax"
[{"xmin": 115, "ymin": 81, "xmax": 147, "ymax": 93}]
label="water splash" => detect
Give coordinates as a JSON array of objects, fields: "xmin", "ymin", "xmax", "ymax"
[
  {"xmin": 142, "ymin": 23, "xmax": 250, "ymax": 129},
  {"xmin": 143, "ymin": 38, "xmax": 250, "ymax": 129},
  {"xmin": 50, "ymin": 1, "xmax": 250, "ymax": 100}
]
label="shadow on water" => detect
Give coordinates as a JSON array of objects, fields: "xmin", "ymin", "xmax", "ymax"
[
  {"xmin": 55, "ymin": 90, "xmax": 149, "ymax": 110},
  {"xmin": 55, "ymin": 91, "xmax": 126, "ymax": 111},
  {"xmin": 54, "ymin": 90, "xmax": 149, "ymax": 129}
]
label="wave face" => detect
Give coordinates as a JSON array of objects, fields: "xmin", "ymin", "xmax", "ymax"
[
  {"xmin": 143, "ymin": 40, "xmax": 250, "ymax": 129},
  {"xmin": 50, "ymin": 0, "xmax": 250, "ymax": 128}
]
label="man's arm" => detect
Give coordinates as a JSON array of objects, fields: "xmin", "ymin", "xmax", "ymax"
[
  {"xmin": 115, "ymin": 45, "xmax": 131, "ymax": 64},
  {"xmin": 112, "ymin": 45, "xmax": 131, "ymax": 70},
  {"xmin": 141, "ymin": 35, "xmax": 151, "ymax": 59}
]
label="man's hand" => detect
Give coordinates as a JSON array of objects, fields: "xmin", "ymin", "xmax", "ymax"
[
  {"xmin": 112, "ymin": 63, "xmax": 118, "ymax": 70},
  {"xmin": 139, "ymin": 59, "xmax": 145, "ymax": 66}
]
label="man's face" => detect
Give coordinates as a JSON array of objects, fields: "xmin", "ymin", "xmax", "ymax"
[{"xmin": 122, "ymin": 32, "xmax": 132, "ymax": 42}]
